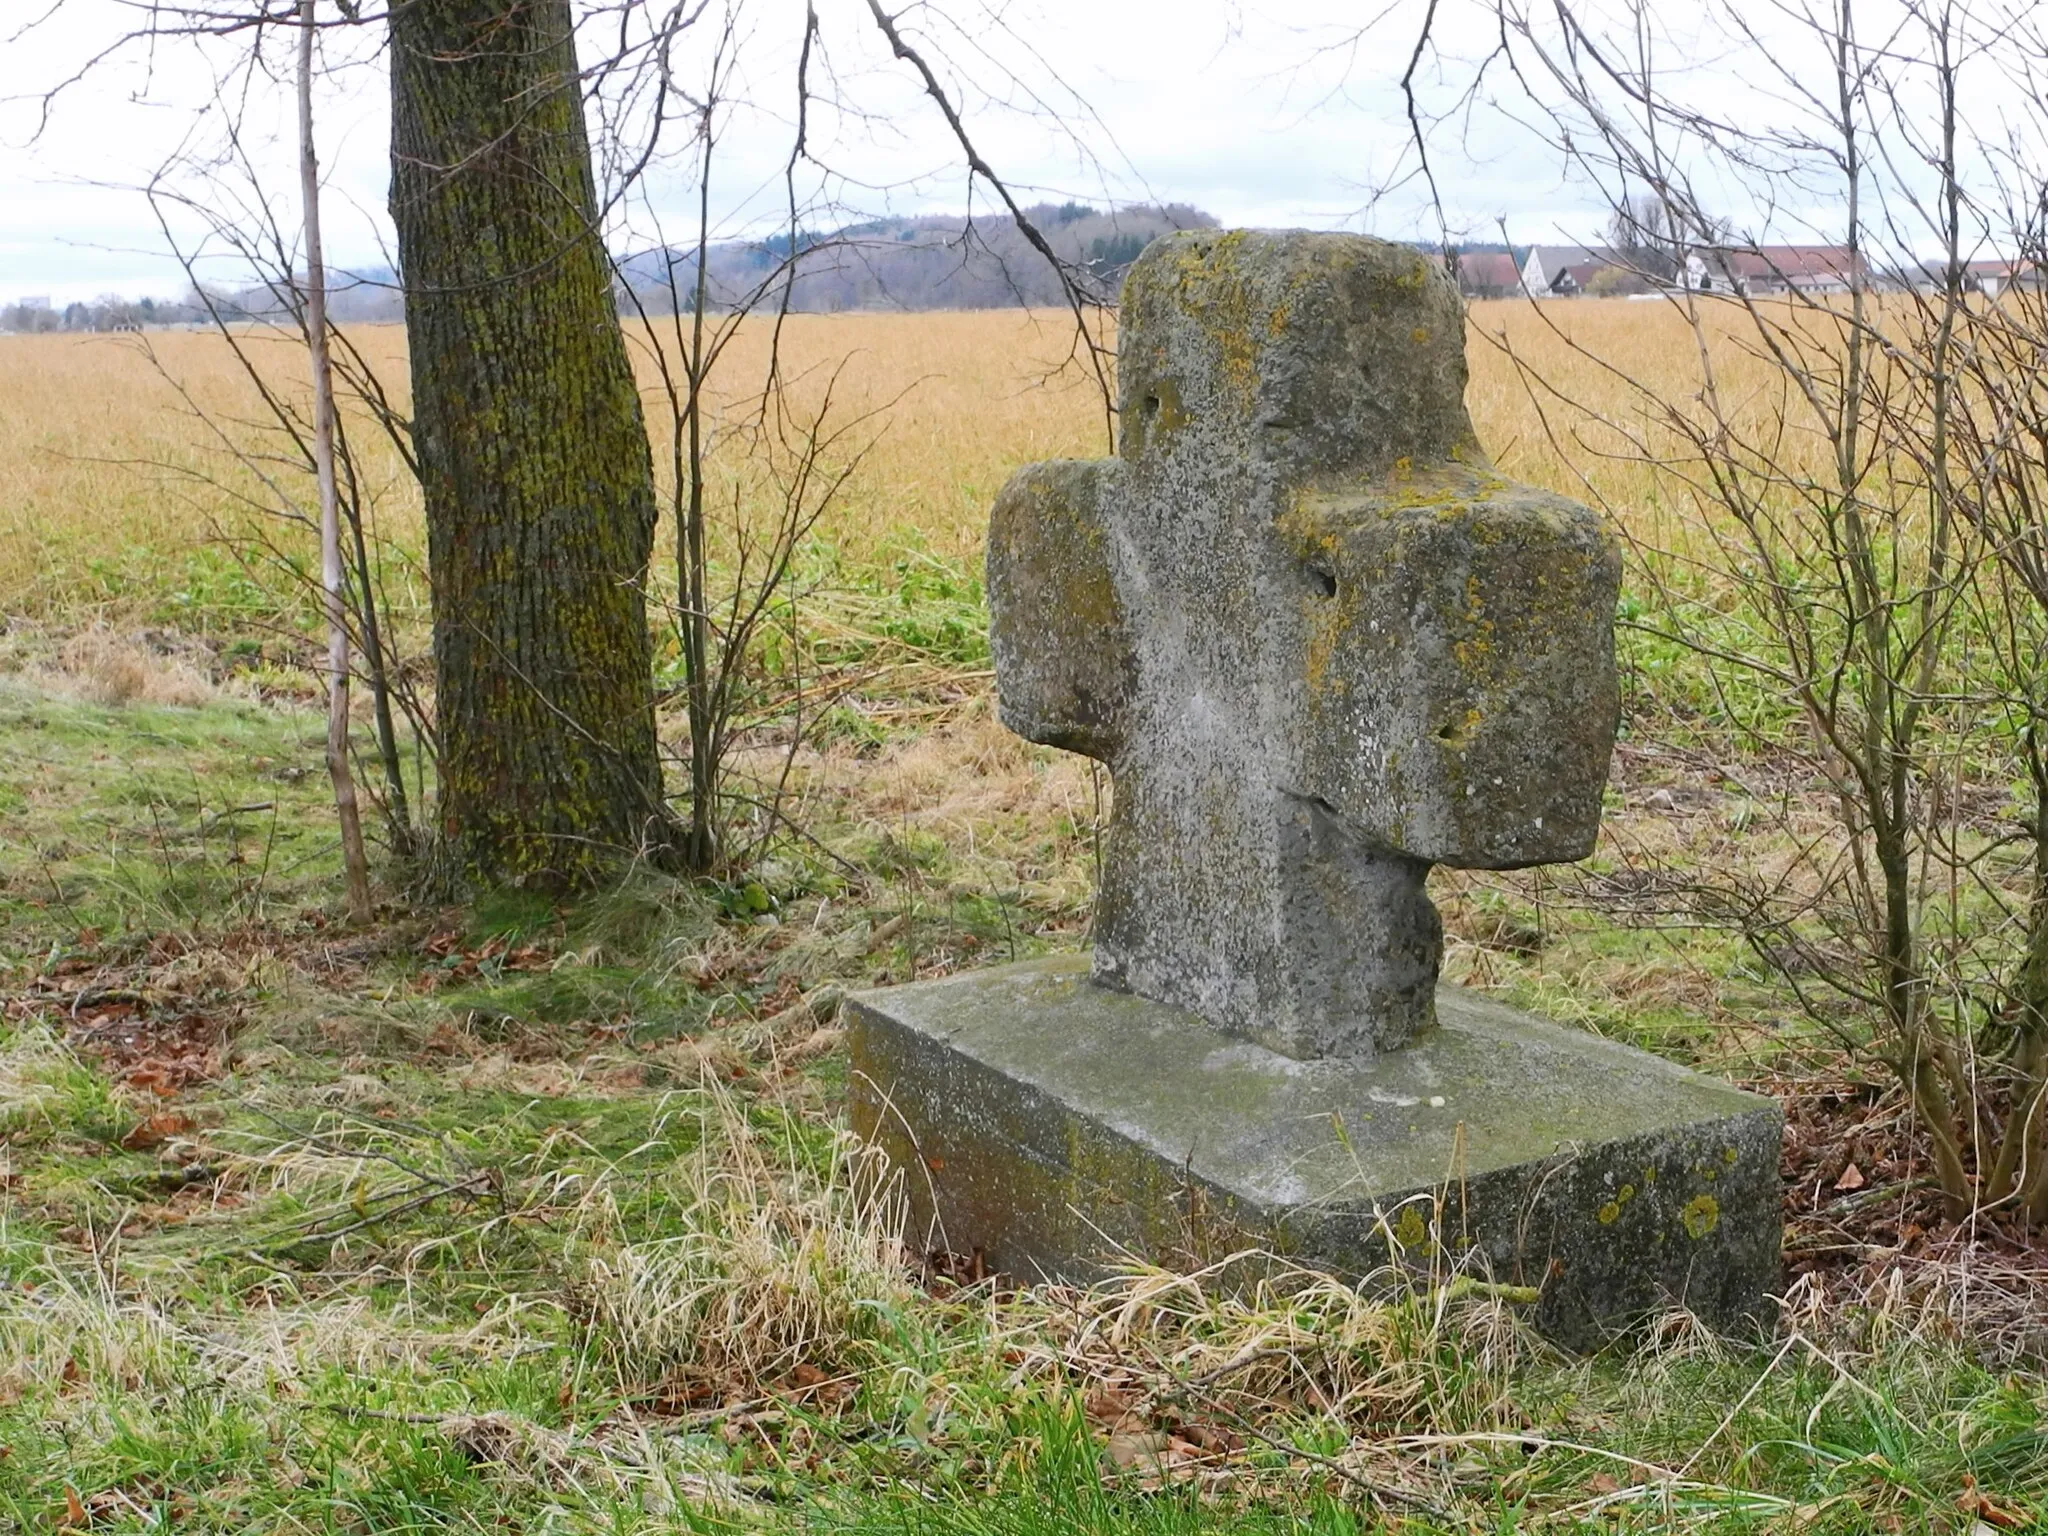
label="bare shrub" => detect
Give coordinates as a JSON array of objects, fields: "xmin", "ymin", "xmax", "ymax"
[{"xmin": 1414, "ymin": 0, "xmax": 2048, "ymax": 1221}]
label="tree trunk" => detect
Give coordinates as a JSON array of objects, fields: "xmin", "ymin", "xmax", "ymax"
[{"xmin": 388, "ymin": 0, "xmax": 671, "ymax": 888}]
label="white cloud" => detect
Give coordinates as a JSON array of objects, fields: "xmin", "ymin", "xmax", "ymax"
[{"xmin": 2, "ymin": 0, "xmax": 2033, "ymax": 303}]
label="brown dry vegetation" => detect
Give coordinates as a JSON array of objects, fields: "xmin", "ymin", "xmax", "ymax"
[
  {"xmin": 0, "ymin": 298, "xmax": 1845, "ymax": 624},
  {"xmin": 0, "ymin": 311, "xmax": 1100, "ymax": 619}
]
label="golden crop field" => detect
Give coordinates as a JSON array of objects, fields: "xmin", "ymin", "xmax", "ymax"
[{"xmin": 0, "ymin": 299, "xmax": 1828, "ymax": 625}]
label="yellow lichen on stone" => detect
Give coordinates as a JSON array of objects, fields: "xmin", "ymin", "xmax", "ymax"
[
  {"xmin": 1450, "ymin": 572, "xmax": 1499, "ymax": 678},
  {"xmin": 1303, "ymin": 609, "xmax": 1344, "ymax": 698},
  {"xmin": 1681, "ymin": 1194, "xmax": 1720, "ymax": 1240}
]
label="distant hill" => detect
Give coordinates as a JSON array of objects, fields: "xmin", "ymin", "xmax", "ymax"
[
  {"xmin": 97, "ymin": 204, "xmax": 1219, "ymax": 330},
  {"xmin": 619, "ymin": 202, "xmax": 1220, "ymax": 314},
  {"xmin": 5, "ymin": 216, "xmax": 1530, "ymax": 333},
  {"xmin": 620, "ymin": 223, "xmax": 1527, "ymax": 313}
]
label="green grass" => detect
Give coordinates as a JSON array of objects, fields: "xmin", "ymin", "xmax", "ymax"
[
  {"xmin": 0, "ymin": 647, "xmax": 2045, "ymax": 1534},
  {"xmin": 0, "ymin": 685, "xmax": 346, "ymax": 941}
]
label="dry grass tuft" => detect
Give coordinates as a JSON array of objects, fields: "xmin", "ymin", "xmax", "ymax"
[
  {"xmin": 435, "ymin": 1409, "xmax": 748, "ymax": 1514},
  {"xmin": 47, "ymin": 627, "xmax": 215, "ymax": 707},
  {"xmin": 1783, "ymin": 1244, "xmax": 2048, "ymax": 1366},
  {"xmin": 0, "ymin": 1260, "xmax": 186, "ymax": 1392},
  {"xmin": 775, "ymin": 699, "xmax": 1102, "ymax": 914},
  {"xmin": 575, "ymin": 1078, "xmax": 913, "ymax": 1390},
  {"xmin": 1033, "ymin": 1251, "xmax": 1542, "ymax": 1439}
]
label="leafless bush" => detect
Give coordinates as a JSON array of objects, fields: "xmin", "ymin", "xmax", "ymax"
[{"xmin": 1414, "ymin": 0, "xmax": 2048, "ymax": 1219}]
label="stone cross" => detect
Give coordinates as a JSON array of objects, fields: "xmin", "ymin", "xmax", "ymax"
[{"xmin": 987, "ymin": 231, "xmax": 1621, "ymax": 1061}]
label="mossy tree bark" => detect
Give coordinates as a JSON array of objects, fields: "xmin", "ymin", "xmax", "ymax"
[{"xmin": 388, "ymin": 0, "xmax": 672, "ymax": 888}]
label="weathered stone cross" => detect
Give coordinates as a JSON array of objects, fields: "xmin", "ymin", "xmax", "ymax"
[{"xmin": 988, "ymin": 231, "xmax": 1621, "ymax": 1060}]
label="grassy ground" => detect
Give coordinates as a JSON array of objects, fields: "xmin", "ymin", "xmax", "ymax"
[
  {"xmin": 2, "ymin": 667, "xmax": 2046, "ymax": 1534},
  {"xmin": 5, "ymin": 307, "xmax": 2048, "ymax": 1531}
]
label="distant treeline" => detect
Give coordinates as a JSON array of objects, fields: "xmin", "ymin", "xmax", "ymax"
[
  {"xmin": 4, "ymin": 204, "xmax": 1226, "ymax": 331},
  {"xmin": 2, "ymin": 295, "xmax": 212, "ymax": 333},
  {"xmin": 2, "ymin": 220, "xmax": 1533, "ymax": 332},
  {"xmin": 0, "ymin": 275, "xmax": 405, "ymax": 334}
]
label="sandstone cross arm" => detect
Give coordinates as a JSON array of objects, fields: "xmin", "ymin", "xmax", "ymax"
[{"xmin": 987, "ymin": 231, "xmax": 1622, "ymax": 1060}]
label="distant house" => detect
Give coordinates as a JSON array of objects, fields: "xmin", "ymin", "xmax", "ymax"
[
  {"xmin": 1964, "ymin": 258, "xmax": 2043, "ymax": 297},
  {"xmin": 1452, "ymin": 251, "xmax": 1523, "ymax": 299},
  {"xmin": 1889, "ymin": 257, "xmax": 2044, "ymax": 298},
  {"xmin": 1885, "ymin": 260, "xmax": 1942, "ymax": 294},
  {"xmin": 1520, "ymin": 245, "xmax": 1618, "ymax": 297},
  {"xmin": 1687, "ymin": 245, "xmax": 1865, "ymax": 296}
]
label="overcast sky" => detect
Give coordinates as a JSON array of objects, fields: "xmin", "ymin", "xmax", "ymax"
[{"xmin": 1, "ymin": 0, "xmax": 2033, "ymax": 303}]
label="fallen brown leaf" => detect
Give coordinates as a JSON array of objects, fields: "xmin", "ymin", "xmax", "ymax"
[
  {"xmin": 1958, "ymin": 1474, "xmax": 2029, "ymax": 1529},
  {"xmin": 120, "ymin": 1112, "xmax": 195, "ymax": 1152},
  {"xmin": 1082, "ymin": 1387, "xmax": 1133, "ymax": 1426},
  {"xmin": 1105, "ymin": 1429, "xmax": 1172, "ymax": 1469},
  {"xmin": 1178, "ymin": 1422, "xmax": 1242, "ymax": 1455}
]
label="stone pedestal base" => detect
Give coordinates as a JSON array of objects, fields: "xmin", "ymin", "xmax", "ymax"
[{"xmin": 847, "ymin": 956, "xmax": 1782, "ymax": 1348}]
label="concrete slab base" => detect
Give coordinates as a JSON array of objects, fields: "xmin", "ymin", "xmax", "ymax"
[{"xmin": 848, "ymin": 956, "xmax": 1783, "ymax": 1348}]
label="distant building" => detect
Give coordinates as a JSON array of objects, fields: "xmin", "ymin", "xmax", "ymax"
[
  {"xmin": 1452, "ymin": 251, "xmax": 1523, "ymax": 299},
  {"xmin": 1887, "ymin": 257, "xmax": 2045, "ymax": 298},
  {"xmin": 1961, "ymin": 258, "xmax": 2042, "ymax": 297},
  {"xmin": 1686, "ymin": 245, "xmax": 1865, "ymax": 296},
  {"xmin": 1520, "ymin": 245, "xmax": 1619, "ymax": 297}
]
